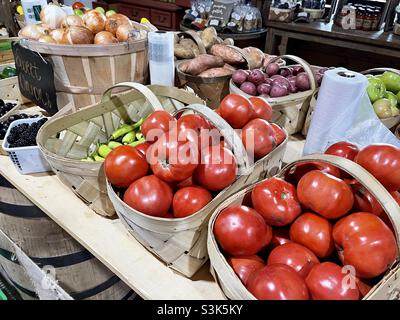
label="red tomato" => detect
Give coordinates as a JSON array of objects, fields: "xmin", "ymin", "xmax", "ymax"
[
  {"xmin": 289, "ymin": 212, "xmax": 334, "ymax": 258},
  {"xmin": 123, "ymin": 175, "xmax": 173, "ymax": 217},
  {"xmin": 249, "ymin": 97, "xmax": 272, "ymax": 121},
  {"xmin": 194, "ymin": 146, "xmax": 237, "ymax": 191},
  {"xmin": 219, "ymin": 94, "xmax": 254, "ymax": 128},
  {"xmin": 177, "ymin": 114, "xmax": 211, "ymax": 134},
  {"xmin": 355, "ymin": 144, "xmax": 400, "ymax": 191},
  {"xmin": 267, "ymin": 243, "xmax": 319, "ymax": 278},
  {"xmin": 148, "ymin": 132, "xmax": 198, "ymax": 183},
  {"xmin": 270, "ymin": 227, "xmax": 291, "ymax": 249},
  {"xmin": 285, "ymin": 161, "xmax": 341, "ymax": 184},
  {"xmin": 333, "ymin": 212, "xmax": 397, "ymax": 278},
  {"xmin": 141, "ymin": 111, "xmax": 175, "ymax": 143},
  {"xmin": 135, "ymin": 142, "xmax": 151, "ymax": 157},
  {"xmin": 351, "ymin": 182, "xmax": 383, "ymax": 216},
  {"xmin": 104, "ymin": 145, "xmax": 148, "ymax": 188},
  {"xmin": 241, "ymin": 119, "xmax": 276, "ymax": 159},
  {"xmin": 172, "ymin": 186, "xmax": 212, "ymax": 218},
  {"xmin": 72, "ymin": 2, "xmax": 85, "ymax": 9},
  {"xmin": 227, "ymin": 255, "xmax": 265, "ymax": 286},
  {"xmin": 391, "ymin": 191, "xmax": 400, "ymax": 205},
  {"xmin": 305, "ymin": 262, "xmax": 360, "ymax": 300},
  {"xmin": 297, "ymin": 170, "xmax": 354, "ymax": 219},
  {"xmin": 247, "ymin": 264, "xmax": 309, "ymax": 300},
  {"xmin": 325, "ymin": 141, "xmax": 359, "ymax": 161},
  {"xmin": 251, "ymin": 177, "xmax": 301, "ymax": 226},
  {"xmin": 270, "ymin": 123, "xmax": 286, "ymax": 146},
  {"xmin": 214, "ymin": 205, "xmax": 272, "ymax": 255}
]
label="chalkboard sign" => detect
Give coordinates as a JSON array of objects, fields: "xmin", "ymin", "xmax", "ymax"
[
  {"xmin": 208, "ymin": 0, "xmax": 234, "ymax": 24},
  {"xmin": 12, "ymin": 42, "xmax": 58, "ymax": 115}
]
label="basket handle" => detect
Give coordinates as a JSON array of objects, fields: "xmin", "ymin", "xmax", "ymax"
[
  {"xmin": 269, "ymin": 54, "xmax": 317, "ymax": 91},
  {"xmin": 278, "ymin": 154, "xmax": 400, "ymax": 249},
  {"xmin": 173, "ymin": 103, "xmax": 251, "ymax": 175},
  {"xmin": 176, "ymin": 30, "xmax": 207, "ymax": 55},
  {"xmin": 225, "ymin": 45, "xmax": 255, "ymax": 70},
  {"xmin": 360, "ymin": 68, "xmax": 400, "ymax": 76},
  {"xmin": 101, "ymin": 82, "xmax": 164, "ymax": 111}
]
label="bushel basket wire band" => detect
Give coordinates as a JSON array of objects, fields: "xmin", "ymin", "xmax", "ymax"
[
  {"xmin": 37, "ymin": 82, "xmax": 204, "ymax": 217},
  {"xmin": 107, "ymin": 102, "xmax": 288, "ymax": 278},
  {"xmin": 207, "ymin": 154, "xmax": 400, "ymax": 300}
]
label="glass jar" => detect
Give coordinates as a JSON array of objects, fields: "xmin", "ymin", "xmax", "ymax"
[
  {"xmin": 356, "ymin": 7, "xmax": 365, "ymax": 30},
  {"xmin": 362, "ymin": 9, "xmax": 374, "ymax": 31}
]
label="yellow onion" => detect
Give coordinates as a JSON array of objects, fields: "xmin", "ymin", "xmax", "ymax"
[
  {"xmin": 62, "ymin": 14, "xmax": 84, "ymax": 29},
  {"xmin": 116, "ymin": 24, "xmax": 141, "ymax": 42},
  {"xmin": 82, "ymin": 9, "xmax": 106, "ymax": 34},
  {"xmin": 61, "ymin": 26, "xmax": 94, "ymax": 45},
  {"xmin": 105, "ymin": 14, "xmax": 131, "ymax": 36},
  {"xmin": 40, "ymin": 3, "xmax": 67, "ymax": 29},
  {"xmin": 20, "ymin": 24, "xmax": 50, "ymax": 40},
  {"xmin": 38, "ymin": 35, "xmax": 56, "ymax": 43},
  {"xmin": 94, "ymin": 31, "xmax": 118, "ymax": 44},
  {"xmin": 50, "ymin": 29, "xmax": 65, "ymax": 43}
]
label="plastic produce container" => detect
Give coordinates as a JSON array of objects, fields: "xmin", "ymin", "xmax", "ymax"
[{"xmin": 2, "ymin": 118, "xmax": 51, "ymax": 174}]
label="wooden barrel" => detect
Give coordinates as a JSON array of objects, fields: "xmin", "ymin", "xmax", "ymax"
[{"xmin": 0, "ymin": 174, "xmax": 135, "ymax": 300}]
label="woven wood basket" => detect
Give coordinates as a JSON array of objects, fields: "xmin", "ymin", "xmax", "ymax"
[
  {"xmin": 302, "ymin": 68, "xmax": 400, "ymax": 136},
  {"xmin": 19, "ymin": 25, "xmax": 148, "ymax": 113},
  {"xmin": 107, "ymin": 102, "xmax": 288, "ymax": 278},
  {"xmin": 176, "ymin": 45, "xmax": 256, "ymax": 109},
  {"xmin": 37, "ymin": 83, "xmax": 204, "ymax": 217},
  {"xmin": 0, "ymin": 63, "xmax": 30, "ymax": 104},
  {"xmin": 208, "ymin": 154, "xmax": 400, "ymax": 300},
  {"xmin": 230, "ymin": 55, "xmax": 318, "ymax": 135}
]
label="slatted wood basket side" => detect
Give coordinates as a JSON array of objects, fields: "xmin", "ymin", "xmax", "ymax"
[
  {"xmin": 107, "ymin": 103, "xmax": 288, "ymax": 278},
  {"xmin": 0, "ymin": 63, "xmax": 30, "ymax": 103},
  {"xmin": 207, "ymin": 154, "xmax": 400, "ymax": 300},
  {"xmin": 37, "ymin": 84, "xmax": 204, "ymax": 217}
]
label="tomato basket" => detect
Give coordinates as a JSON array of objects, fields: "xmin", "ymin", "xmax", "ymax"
[
  {"xmin": 106, "ymin": 103, "xmax": 288, "ymax": 278},
  {"xmin": 207, "ymin": 154, "xmax": 400, "ymax": 300}
]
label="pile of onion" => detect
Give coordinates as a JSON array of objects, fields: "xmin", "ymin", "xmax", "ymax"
[
  {"xmin": 61, "ymin": 15, "xmax": 84, "ymax": 29},
  {"xmin": 94, "ymin": 31, "xmax": 118, "ymax": 44},
  {"xmin": 105, "ymin": 13, "xmax": 131, "ymax": 35},
  {"xmin": 82, "ymin": 9, "xmax": 106, "ymax": 34},
  {"xmin": 61, "ymin": 26, "xmax": 94, "ymax": 44}
]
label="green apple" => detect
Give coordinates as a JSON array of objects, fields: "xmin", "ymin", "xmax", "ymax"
[
  {"xmin": 74, "ymin": 8, "xmax": 84, "ymax": 17},
  {"xmin": 373, "ymin": 98, "xmax": 393, "ymax": 119},
  {"xmin": 385, "ymin": 91, "xmax": 398, "ymax": 108},
  {"xmin": 367, "ymin": 77, "xmax": 386, "ymax": 103},
  {"xmin": 106, "ymin": 9, "xmax": 116, "ymax": 17},
  {"xmin": 380, "ymin": 71, "xmax": 400, "ymax": 93},
  {"xmin": 95, "ymin": 6, "xmax": 106, "ymax": 15}
]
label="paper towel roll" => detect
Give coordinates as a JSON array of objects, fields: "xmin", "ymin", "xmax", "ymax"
[{"xmin": 148, "ymin": 31, "xmax": 174, "ymax": 86}]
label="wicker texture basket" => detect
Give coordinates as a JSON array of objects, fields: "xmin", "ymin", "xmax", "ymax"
[
  {"xmin": 37, "ymin": 83, "xmax": 204, "ymax": 217},
  {"xmin": 207, "ymin": 154, "xmax": 400, "ymax": 300},
  {"xmin": 230, "ymin": 55, "xmax": 318, "ymax": 135},
  {"xmin": 107, "ymin": 102, "xmax": 288, "ymax": 278}
]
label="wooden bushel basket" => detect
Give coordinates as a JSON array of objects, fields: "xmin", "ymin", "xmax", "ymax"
[
  {"xmin": 208, "ymin": 154, "xmax": 400, "ymax": 300},
  {"xmin": 230, "ymin": 55, "xmax": 318, "ymax": 135},
  {"xmin": 37, "ymin": 83, "xmax": 204, "ymax": 217},
  {"xmin": 107, "ymin": 103, "xmax": 288, "ymax": 278},
  {"xmin": 19, "ymin": 24, "xmax": 148, "ymax": 113}
]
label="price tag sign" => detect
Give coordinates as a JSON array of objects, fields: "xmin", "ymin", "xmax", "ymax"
[
  {"xmin": 209, "ymin": 0, "xmax": 234, "ymax": 24},
  {"xmin": 12, "ymin": 42, "xmax": 58, "ymax": 115}
]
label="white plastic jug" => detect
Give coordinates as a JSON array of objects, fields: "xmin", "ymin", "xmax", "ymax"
[{"xmin": 21, "ymin": 0, "xmax": 47, "ymax": 25}]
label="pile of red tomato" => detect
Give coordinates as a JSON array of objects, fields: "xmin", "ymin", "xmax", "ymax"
[
  {"xmin": 104, "ymin": 94, "xmax": 285, "ymax": 219},
  {"xmin": 213, "ymin": 142, "xmax": 400, "ymax": 300}
]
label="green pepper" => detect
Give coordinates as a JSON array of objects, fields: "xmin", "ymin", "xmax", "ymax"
[
  {"xmin": 129, "ymin": 138, "xmax": 145, "ymax": 147},
  {"xmin": 132, "ymin": 117, "xmax": 144, "ymax": 129},
  {"xmin": 108, "ymin": 141, "xmax": 122, "ymax": 149},
  {"xmin": 122, "ymin": 131, "xmax": 136, "ymax": 144},
  {"xmin": 93, "ymin": 155, "xmax": 105, "ymax": 162},
  {"xmin": 110, "ymin": 124, "xmax": 134, "ymax": 140},
  {"xmin": 1, "ymin": 66, "xmax": 17, "ymax": 78},
  {"xmin": 98, "ymin": 144, "xmax": 112, "ymax": 158}
]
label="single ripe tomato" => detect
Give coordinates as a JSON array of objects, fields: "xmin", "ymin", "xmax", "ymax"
[
  {"xmin": 285, "ymin": 162, "xmax": 341, "ymax": 184},
  {"xmin": 325, "ymin": 141, "xmax": 359, "ymax": 161},
  {"xmin": 135, "ymin": 142, "xmax": 151, "ymax": 157},
  {"xmin": 251, "ymin": 177, "xmax": 301, "ymax": 226},
  {"xmin": 123, "ymin": 175, "xmax": 173, "ymax": 217},
  {"xmin": 270, "ymin": 227, "xmax": 291, "ymax": 249},
  {"xmin": 249, "ymin": 96, "xmax": 272, "ymax": 121},
  {"xmin": 214, "ymin": 205, "xmax": 272, "ymax": 256},
  {"xmin": 289, "ymin": 212, "xmax": 334, "ymax": 258},
  {"xmin": 305, "ymin": 262, "xmax": 360, "ymax": 300},
  {"xmin": 141, "ymin": 111, "xmax": 175, "ymax": 143},
  {"xmin": 194, "ymin": 145, "xmax": 237, "ymax": 191},
  {"xmin": 219, "ymin": 94, "xmax": 254, "ymax": 129},
  {"xmin": 297, "ymin": 170, "xmax": 354, "ymax": 219},
  {"xmin": 148, "ymin": 132, "xmax": 198, "ymax": 183},
  {"xmin": 333, "ymin": 212, "xmax": 397, "ymax": 278},
  {"xmin": 351, "ymin": 182, "xmax": 383, "ymax": 216},
  {"xmin": 172, "ymin": 186, "xmax": 212, "ymax": 218},
  {"xmin": 104, "ymin": 145, "xmax": 148, "ymax": 188},
  {"xmin": 177, "ymin": 114, "xmax": 211, "ymax": 134},
  {"xmin": 247, "ymin": 264, "xmax": 309, "ymax": 300},
  {"xmin": 72, "ymin": 1, "xmax": 85, "ymax": 9},
  {"xmin": 267, "ymin": 243, "xmax": 319, "ymax": 279},
  {"xmin": 355, "ymin": 144, "xmax": 400, "ymax": 191},
  {"xmin": 227, "ymin": 255, "xmax": 265, "ymax": 286},
  {"xmin": 241, "ymin": 119, "xmax": 276, "ymax": 159},
  {"xmin": 270, "ymin": 123, "xmax": 286, "ymax": 146}
]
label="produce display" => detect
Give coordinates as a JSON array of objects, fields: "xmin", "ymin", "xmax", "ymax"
[
  {"xmin": 212, "ymin": 142, "xmax": 400, "ymax": 300},
  {"xmin": 18, "ymin": 3, "xmax": 146, "ymax": 45},
  {"xmin": 366, "ymin": 71, "xmax": 400, "ymax": 119},
  {"xmin": 104, "ymin": 94, "xmax": 286, "ymax": 219},
  {"xmin": 0, "ymin": 66, "xmax": 16, "ymax": 79},
  {"xmin": 5, "ymin": 118, "xmax": 47, "ymax": 148}
]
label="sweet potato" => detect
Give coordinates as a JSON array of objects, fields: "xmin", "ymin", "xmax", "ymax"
[
  {"xmin": 179, "ymin": 54, "xmax": 224, "ymax": 76},
  {"xmin": 198, "ymin": 66, "xmax": 235, "ymax": 78},
  {"xmin": 210, "ymin": 44, "xmax": 245, "ymax": 65},
  {"xmin": 243, "ymin": 47, "xmax": 265, "ymax": 69}
]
